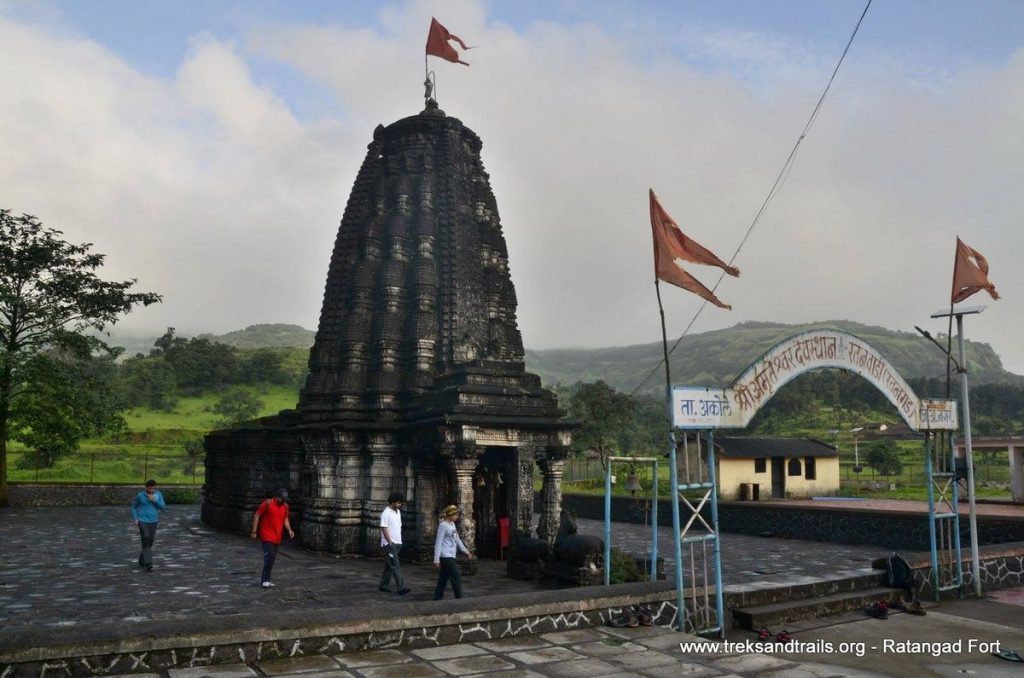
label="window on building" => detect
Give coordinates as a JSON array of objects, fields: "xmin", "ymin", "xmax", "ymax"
[
  {"xmin": 754, "ymin": 458, "xmax": 766, "ymax": 474},
  {"xmin": 805, "ymin": 456, "xmax": 816, "ymax": 480},
  {"xmin": 787, "ymin": 458, "xmax": 802, "ymax": 476}
]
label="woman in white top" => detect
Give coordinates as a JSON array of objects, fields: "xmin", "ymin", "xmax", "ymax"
[{"xmin": 433, "ymin": 504, "xmax": 473, "ymax": 599}]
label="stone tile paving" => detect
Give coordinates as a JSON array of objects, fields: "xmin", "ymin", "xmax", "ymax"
[{"xmin": 0, "ymin": 505, "xmax": 893, "ymax": 634}]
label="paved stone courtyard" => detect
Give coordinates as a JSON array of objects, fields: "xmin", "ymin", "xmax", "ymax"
[{"xmin": 0, "ymin": 504, "xmax": 897, "ymax": 635}]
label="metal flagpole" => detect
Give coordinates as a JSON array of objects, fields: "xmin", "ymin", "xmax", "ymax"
[
  {"xmin": 931, "ymin": 305, "xmax": 985, "ymax": 597},
  {"xmin": 655, "ymin": 280, "xmax": 686, "ymax": 631},
  {"xmin": 955, "ymin": 312, "xmax": 982, "ymax": 596}
]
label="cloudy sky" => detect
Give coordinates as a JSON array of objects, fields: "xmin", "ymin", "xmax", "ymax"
[{"xmin": 2, "ymin": 0, "xmax": 1022, "ymax": 374}]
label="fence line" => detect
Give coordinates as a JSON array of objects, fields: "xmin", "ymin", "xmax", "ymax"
[{"xmin": 8, "ymin": 450, "xmax": 203, "ymax": 485}]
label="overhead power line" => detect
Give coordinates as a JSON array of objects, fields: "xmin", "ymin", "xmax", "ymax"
[{"xmin": 630, "ymin": 0, "xmax": 874, "ymax": 397}]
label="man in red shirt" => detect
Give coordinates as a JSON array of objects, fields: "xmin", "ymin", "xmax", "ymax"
[{"xmin": 250, "ymin": 488, "xmax": 295, "ymax": 588}]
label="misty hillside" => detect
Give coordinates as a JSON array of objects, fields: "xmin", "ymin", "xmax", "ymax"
[
  {"xmin": 524, "ymin": 320, "xmax": 1023, "ymax": 394},
  {"xmin": 111, "ymin": 320, "xmax": 1022, "ymax": 393},
  {"xmin": 197, "ymin": 324, "xmax": 315, "ymax": 348}
]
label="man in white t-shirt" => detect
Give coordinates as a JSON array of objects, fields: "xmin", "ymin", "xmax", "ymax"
[{"xmin": 379, "ymin": 492, "xmax": 410, "ymax": 595}]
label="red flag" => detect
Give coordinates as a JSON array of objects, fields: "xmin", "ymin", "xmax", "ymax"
[
  {"xmin": 650, "ymin": 189, "xmax": 738, "ymax": 309},
  {"xmin": 426, "ymin": 17, "xmax": 471, "ymax": 66},
  {"xmin": 951, "ymin": 237, "xmax": 999, "ymax": 304}
]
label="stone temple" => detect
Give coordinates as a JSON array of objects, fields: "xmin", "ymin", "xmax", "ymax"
[{"xmin": 202, "ymin": 101, "xmax": 575, "ymax": 560}]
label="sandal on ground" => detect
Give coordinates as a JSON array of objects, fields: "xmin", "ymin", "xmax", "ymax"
[
  {"xmin": 904, "ymin": 599, "xmax": 926, "ymax": 616},
  {"xmin": 776, "ymin": 630, "xmax": 793, "ymax": 644},
  {"xmin": 993, "ymin": 649, "xmax": 1024, "ymax": 662}
]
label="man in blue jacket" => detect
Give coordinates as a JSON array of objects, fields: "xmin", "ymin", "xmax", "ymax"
[{"xmin": 132, "ymin": 479, "xmax": 166, "ymax": 570}]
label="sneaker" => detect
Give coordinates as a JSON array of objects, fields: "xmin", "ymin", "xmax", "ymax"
[
  {"xmin": 757, "ymin": 627, "xmax": 772, "ymax": 641},
  {"xmin": 636, "ymin": 606, "xmax": 654, "ymax": 626},
  {"xmin": 608, "ymin": 610, "xmax": 639, "ymax": 628},
  {"xmin": 398, "ymin": 588, "xmax": 411, "ymax": 595},
  {"xmin": 865, "ymin": 600, "xmax": 888, "ymax": 619},
  {"xmin": 776, "ymin": 630, "xmax": 793, "ymax": 644},
  {"xmin": 379, "ymin": 586, "xmax": 391, "ymax": 593},
  {"xmin": 261, "ymin": 581, "xmax": 274, "ymax": 588}
]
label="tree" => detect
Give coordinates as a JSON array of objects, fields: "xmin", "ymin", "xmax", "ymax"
[
  {"xmin": 865, "ymin": 439, "xmax": 903, "ymax": 476},
  {"xmin": 212, "ymin": 388, "xmax": 264, "ymax": 427},
  {"xmin": 0, "ymin": 210, "xmax": 160, "ymax": 504},
  {"xmin": 183, "ymin": 439, "xmax": 205, "ymax": 476},
  {"xmin": 566, "ymin": 381, "xmax": 636, "ymax": 468},
  {"xmin": 12, "ymin": 347, "xmax": 125, "ymax": 469},
  {"xmin": 115, "ymin": 355, "xmax": 178, "ymax": 410}
]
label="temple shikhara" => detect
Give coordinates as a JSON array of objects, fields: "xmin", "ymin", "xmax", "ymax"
[{"xmin": 202, "ymin": 101, "xmax": 575, "ymax": 560}]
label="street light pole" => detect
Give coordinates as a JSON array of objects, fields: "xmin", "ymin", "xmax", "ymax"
[{"xmin": 932, "ymin": 305, "xmax": 985, "ymax": 597}]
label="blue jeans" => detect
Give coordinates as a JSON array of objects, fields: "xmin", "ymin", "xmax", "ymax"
[{"xmin": 261, "ymin": 541, "xmax": 279, "ymax": 583}]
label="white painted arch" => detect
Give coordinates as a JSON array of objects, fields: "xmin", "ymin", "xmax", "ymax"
[{"xmin": 672, "ymin": 329, "xmax": 957, "ymax": 431}]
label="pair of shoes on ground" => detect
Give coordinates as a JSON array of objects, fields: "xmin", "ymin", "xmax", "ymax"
[
  {"xmin": 261, "ymin": 581, "xmax": 275, "ymax": 588},
  {"xmin": 607, "ymin": 606, "xmax": 654, "ymax": 628},
  {"xmin": 757, "ymin": 628, "xmax": 793, "ymax": 644}
]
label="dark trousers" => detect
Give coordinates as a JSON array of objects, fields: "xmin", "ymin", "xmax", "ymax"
[
  {"xmin": 137, "ymin": 522, "xmax": 158, "ymax": 566},
  {"xmin": 379, "ymin": 543, "xmax": 405, "ymax": 590},
  {"xmin": 261, "ymin": 541, "xmax": 279, "ymax": 583},
  {"xmin": 433, "ymin": 557, "xmax": 463, "ymax": 600}
]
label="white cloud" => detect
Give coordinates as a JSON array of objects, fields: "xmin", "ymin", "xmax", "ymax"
[{"xmin": 1, "ymin": 2, "xmax": 1021, "ymax": 376}]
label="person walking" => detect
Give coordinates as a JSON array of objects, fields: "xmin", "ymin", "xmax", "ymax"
[
  {"xmin": 251, "ymin": 488, "xmax": 295, "ymax": 588},
  {"xmin": 433, "ymin": 505, "xmax": 473, "ymax": 600},
  {"xmin": 379, "ymin": 492, "xmax": 410, "ymax": 595},
  {"xmin": 132, "ymin": 479, "xmax": 166, "ymax": 571}
]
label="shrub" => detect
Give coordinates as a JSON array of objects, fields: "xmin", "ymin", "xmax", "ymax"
[
  {"xmin": 162, "ymin": 488, "xmax": 201, "ymax": 504},
  {"xmin": 608, "ymin": 547, "xmax": 642, "ymax": 585}
]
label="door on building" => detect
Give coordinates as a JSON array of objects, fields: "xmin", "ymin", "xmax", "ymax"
[{"xmin": 771, "ymin": 457, "xmax": 785, "ymax": 498}]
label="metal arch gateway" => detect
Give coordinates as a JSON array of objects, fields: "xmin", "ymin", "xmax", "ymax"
[
  {"xmin": 672, "ymin": 329, "xmax": 957, "ymax": 432},
  {"xmin": 659, "ymin": 329, "xmax": 963, "ymax": 637}
]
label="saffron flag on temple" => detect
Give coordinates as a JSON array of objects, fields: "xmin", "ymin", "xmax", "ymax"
[
  {"xmin": 426, "ymin": 17, "xmax": 472, "ymax": 66},
  {"xmin": 649, "ymin": 189, "xmax": 739, "ymax": 310},
  {"xmin": 951, "ymin": 237, "xmax": 999, "ymax": 304}
]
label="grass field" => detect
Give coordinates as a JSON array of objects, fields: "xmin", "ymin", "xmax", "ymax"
[{"xmin": 6, "ymin": 385, "xmax": 300, "ymax": 485}]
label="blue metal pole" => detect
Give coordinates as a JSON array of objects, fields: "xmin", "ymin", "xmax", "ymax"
[
  {"xmin": 651, "ymin": 459, "xmax": 659, "ymax": 581},
  {"xmin": 924, "ymin": 432, "xmax": 940, "ymax": 599},
  {"xmin": 705, "ymin": 429, "xmax": 725, "ymax": 639},
  {"xmin": 655, "ymin": 279, "xmax": 685, "ymax": 632},
  {"xmin": 950, "ymin": 433, "xmax": 964, "ymax": 592},
  {"xmin": 604, "ymin": 460, "xmax": 612, "ymax": 587}
]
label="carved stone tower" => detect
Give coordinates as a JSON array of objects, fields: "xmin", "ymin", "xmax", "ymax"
[{"xmin": 202, "ymin": 103, "xmax": 575, "ymax": 558}]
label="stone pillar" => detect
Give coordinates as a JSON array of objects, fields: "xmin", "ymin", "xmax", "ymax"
[
  {"xmin": 447, "ymin": 448, "xmax": 480, "ymax": 553},
  {"xmin": 1010, "ymin": 444, "xmax": 1023, "ymax": 503},
  {"xmin": 414, "ymin": 459, "xmax": 440, "ymax": 560},
  {"xmin": 537, "ymin": 453, "xmax": 567, "ymax": 544},
  {"xmin": 508, "ymin": 446, "xmax": 535, "ymax": 536}
]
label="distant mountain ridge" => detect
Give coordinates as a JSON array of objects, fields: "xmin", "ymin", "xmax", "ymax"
[
  {"xmin": 112, "ymin": 320, "xmax": 1023, "ymax": 392},
  {"xmin": 524, "ymin": 320, "xmax": 1023, "ymax": 394}
]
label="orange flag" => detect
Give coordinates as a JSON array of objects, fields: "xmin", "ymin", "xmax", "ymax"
[
  {"xmin": 650, "ymin": 189, "xmax": 739, "ymax": 310},
  {"xmin": 426, "ymin": 17, "xmax": 471, "ymax": 66},
  {"xmin": 951, "ymin": 237, "xmax": 999, "ymax": 304}
]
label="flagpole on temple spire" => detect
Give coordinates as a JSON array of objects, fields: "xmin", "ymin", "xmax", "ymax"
[{"xmin": 655, "ymin": 278, "xmax": 686, "ymax": 631}]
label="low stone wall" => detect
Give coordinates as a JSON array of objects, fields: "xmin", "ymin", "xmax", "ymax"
[
  {"xmin": 553, "ymin": 494, "xmax": 1024, "ymax": 551},
  {"xmin": 7, "ymin": 484, "xmax": 202, "ymax": 507}
]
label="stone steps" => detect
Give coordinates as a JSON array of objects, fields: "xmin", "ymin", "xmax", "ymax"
[{"xmin": 732, "ymin": 586, "xmax": 902, "ymax": 631}]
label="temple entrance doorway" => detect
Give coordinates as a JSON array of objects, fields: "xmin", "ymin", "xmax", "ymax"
[{"xmin": 472, "ymin": 446, "xmax": 512, "ymax": 559}]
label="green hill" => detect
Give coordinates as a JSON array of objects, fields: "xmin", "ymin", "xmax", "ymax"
[
  {"xmin": 198, "ymin": 323, "xmax": 315, "ymax": 348},
  {"xmin": 525, "ymin": 320, "xmax": 1023, "ymax": 393}
]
